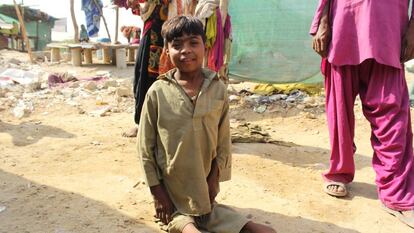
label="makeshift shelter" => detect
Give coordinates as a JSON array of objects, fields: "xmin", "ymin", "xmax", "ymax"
[
  {"xmin": 0, "ymin": 4, "xmax": 57, "ymax": 51},
  {"xmin": 228, "ymin": 0, "xmax": 322, "ymax": 83},
  {"xmin": 0, "ymin": 13, "xmax": 18, "ymax": 49}
]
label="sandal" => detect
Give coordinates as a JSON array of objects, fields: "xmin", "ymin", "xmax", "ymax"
[{"xmin": 323, "ymin": 181, "xmax": 348, "ymax": 197}]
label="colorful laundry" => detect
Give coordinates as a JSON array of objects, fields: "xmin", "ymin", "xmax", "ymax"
[{"xmin": 81, "ymin": 0, "xmax": 103, "ymax": 37}]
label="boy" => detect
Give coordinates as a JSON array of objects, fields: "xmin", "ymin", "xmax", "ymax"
[{"xmin": 138, "ymin": 15, "xmax": 277, "ymax": 233}]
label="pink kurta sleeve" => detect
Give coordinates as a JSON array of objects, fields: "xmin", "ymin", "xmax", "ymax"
[{"xmin": 309, "ymin": 0, "xmax": 329, "ymax": 35}]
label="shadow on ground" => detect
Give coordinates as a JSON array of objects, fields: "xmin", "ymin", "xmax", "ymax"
[
  {"xmin": 0, "ymin": 121, "xmax": 76, "ymax": 146},
  {"xmin": 232, "ymin": 206, "xmax": 361, "ymax": 233},
  {"xmin": 0, "ymin": 169, "xmax": 158, "ymax": 233},
  {"xmin": 233, "ymin": 143, "xmax": 378, "ymax": 200}
]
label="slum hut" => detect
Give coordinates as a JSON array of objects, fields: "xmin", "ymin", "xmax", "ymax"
[{"xmin": 0, "ymin": 4, "xmax": 57, "ymax": 51}]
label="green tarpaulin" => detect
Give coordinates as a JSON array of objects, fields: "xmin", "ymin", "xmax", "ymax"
[{"xmin": 228, "ymin": 0, "xmax": 322, "ymax": 83}]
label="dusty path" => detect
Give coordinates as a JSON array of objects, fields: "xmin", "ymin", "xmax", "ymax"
[{"xmin": 1, "ymin": 50, "xmax": 414, "ymax": 233}]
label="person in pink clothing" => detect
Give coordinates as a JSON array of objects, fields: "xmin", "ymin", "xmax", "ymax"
[{"xmin": 311, "ymin": 0, "xmax": 414, "ymax": 228}]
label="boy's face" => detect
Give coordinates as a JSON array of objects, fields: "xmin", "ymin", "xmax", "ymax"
[{"xmin": 166, "ymin": 33, "xmax": 206, "ymax": 73}]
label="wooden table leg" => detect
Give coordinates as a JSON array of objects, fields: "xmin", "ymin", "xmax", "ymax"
[
  {"xmin": 84, "ymin": 48, "xmax": 93, "ymax": 64},
  {"xmin": 116, "ymin": 48, "xmax": 127, "ymax": 68},
  {"xmin": 128, "ymin": 47, "xmax": 135, "ymax": 62},
  {"xmin": 50, "ymin": 48, "xmax": 61, "ymax": 62},
  {"xmin": 71, "ymin": 47, "xmax": 82, "ymax": 66},
  {"xmin": 103, "ymin": 48, "xmax": 111, "ymax": 64}
]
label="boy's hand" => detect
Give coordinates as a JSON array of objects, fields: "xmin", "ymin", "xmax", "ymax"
[
  {"xmin": 401, "ymin": 19, "xmax": 414, "ymax": 63},
  {"xmin": 150, "ymin": 184, "xmax": 174, "ymax": 225},
  {"xmin": 207, "ymin": 160, "xmax": 220, "ymax": 204}
]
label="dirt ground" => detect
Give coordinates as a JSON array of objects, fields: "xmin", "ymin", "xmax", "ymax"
[{"xmin": 1, "ymin": 50, "xmax": 414, "ymax": 233}]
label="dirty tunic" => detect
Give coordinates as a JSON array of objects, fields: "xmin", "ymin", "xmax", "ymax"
[{"xmin": 138, "ymin": 68, "xmax": 231, "ymax": 215}]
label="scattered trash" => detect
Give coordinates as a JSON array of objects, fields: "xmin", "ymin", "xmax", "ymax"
[
  {"xmin": 115, "ymin": 87, "xmax": 131, "ymax": 97},
  {"xmin": 102, "ymin": 79, "xmax": 118, "ymax": 89},
  {"xmin": 48, "ymin": 73, "xmax": 78, "ymax": 88},
  {"xmin": 90, "ymin": 141, "xmax": 103, "ymax": 146},
  {"xmin": 228, "ymin": 94, "xmax": 241, "ymax": 102},
  {"xmin": 12, "ymin": 100, "xmax": 34, "ymax": 118},
  {"xmin": 83, "ymin": 81, "xmax": 98, "ymax": 91},
  {"xmin": 244, "ymin": 94, "xmax": 261, "ymax": 105},
  {"xmin": 269, "ymin": 94, "xmax": 288, "ymax": 102},
  {"xmin": 96, "ymin": 70, "xmax": 111, "ymax": 78},
  {"xmin": 253, "ymin": 105, "xmax": 267, "ymax": 113},
  {"xmin": 0, "ymin": 68, "xmax": 39, "ymax": 87},
  {"xmin": 7, "ymin": 58, "xmax": 22, "ymax": 65},
  {"xmin": 231, "ymin": 121, "xmax": 295, "ymax": 147},
  {"xmin": 89, "ymin": 105, "xmax": 112, "ymax": 117},
  {"xmin": 0, "ymin": 205, "xmax": 6, "ymax": 213}
]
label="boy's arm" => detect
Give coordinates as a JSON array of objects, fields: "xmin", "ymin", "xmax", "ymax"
[
  {"xmin": 138, "ymin": 93, "xmax": 160, "ymax": 187},
  {"xmin": 138, "ymin": 91, "xmax": 174, "ymax": 224},
  {"xmin": 207, "ymin": 158, "xmax": 220, "ymax": 204},
  {"xmin": 216, "ymin": 92, "xmax": 232, "ymax": 182}
]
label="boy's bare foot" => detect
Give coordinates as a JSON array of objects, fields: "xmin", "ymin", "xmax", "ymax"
[
  {"xmin": 182, "ymin": 223, "xmax": 201, "ymax": 233},
  {"xmin": 241, "ymin": 222, "xmax": 277, "ymax": 233},
  {"xmin": 122, "ymin": 126, "xmax": 138, "ymax": 137}
]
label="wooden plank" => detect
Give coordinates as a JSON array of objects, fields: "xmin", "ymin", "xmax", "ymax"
[{"xmin": 47, "ymin": 43, "xmax": 70, "ymax": 49}]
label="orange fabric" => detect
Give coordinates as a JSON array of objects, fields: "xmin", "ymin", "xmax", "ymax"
[
  {"xmin": 159, "ymin": 48, "xmax": 176, "ymax": 74},
  {"xmin": 176, "ymin": 0, "xmax": 183, "ymax": 15}
]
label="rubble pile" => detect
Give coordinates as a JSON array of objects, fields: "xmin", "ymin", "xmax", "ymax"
[{"xmin": 0, "ymin": 57, "xmax": 135, "ymax": 119}]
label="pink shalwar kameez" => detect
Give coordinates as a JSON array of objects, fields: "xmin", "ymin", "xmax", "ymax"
[{"xmin": 311, "ymin": 0, "xmax": 414, "ymax": 211}]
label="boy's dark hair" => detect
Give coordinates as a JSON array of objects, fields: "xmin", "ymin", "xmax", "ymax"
[{"xmin": 161, "ymin": 15, "xmax": 206, "ymax": 43}]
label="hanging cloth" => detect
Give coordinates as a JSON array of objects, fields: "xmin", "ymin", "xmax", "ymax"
[
  {"xmin": 194, "ymin": 0, "xmax": 219, "ymax": 21},
  {"xmin": 205, "ymin": 10, "xmax": 217, "ymax": 49},
  {"xmin": 207, "ymin": 8, "xmax": 224, "ymax": 72},
  {"xmin": 81, "ymin": 0, "xmax": 103, "ymax": 37}
]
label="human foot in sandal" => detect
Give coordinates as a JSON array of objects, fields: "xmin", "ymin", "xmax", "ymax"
[
  {"xmin": 382, "ymin": 205, "xmax": 414, "ymax": 228},
  {"xmin": 323, "ymin": 181, "xmax": 348, "ymax": 197}
]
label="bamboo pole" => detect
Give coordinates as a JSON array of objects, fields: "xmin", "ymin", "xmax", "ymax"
[
  {"xmin": 114, "ymin": 6, "xmax": 119, "ymax": 43},
  {"xmin": 13, "ymin": 0, "xmax": 33, "ymax": 63},
  {"xmin": 92, "ymin": 0, "xmax": 112, "ymax": 42},
  {"xmin": 70, "ymin": 0, "xmax": 79, "ymax": 42}
]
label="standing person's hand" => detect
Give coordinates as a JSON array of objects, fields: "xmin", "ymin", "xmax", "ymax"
[
  {"xmin": 150, "ymin": 184, "xmax": 175, "ymax": 225},
  {"xmin": 207, "ymin": 160, "xmax": 220, "ymax": 204},
  {"xmin": 401, "ymin": 19, "xmax": 414, "ymax": 63},
  {"xmin": 312, "ymin": 18, "xmax": 331, "ymax": 58}
]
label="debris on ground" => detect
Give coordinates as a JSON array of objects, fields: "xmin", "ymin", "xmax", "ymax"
[{"xmin": 231, "ymin": 121, "xmax": 295, "ymax": 147}]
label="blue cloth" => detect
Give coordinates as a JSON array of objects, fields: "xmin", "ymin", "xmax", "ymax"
[{"xmin": 81, "ymin": 0, "xmax": 103, "ymax": 37}]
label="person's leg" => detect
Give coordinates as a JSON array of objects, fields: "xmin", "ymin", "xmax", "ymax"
[
  {"xmin": 240, "ymin": 222, "xmax": 276, "ymax": 233},
  {"xmin": 124, "ymin": 15, "xmax": 164, "ymax": 137},
  {"xmin": 202, "ymin": 204, "xmax": 256, "ymax": 233},
  {"xmin": 122, "ymin": 24, "xmax": 152, "ymax": 137},
  {"xmin": 322, "ymin": 61, "xmax": 360, "ymax": 195},
  {"xmin": 359, "ymin": 60, "xmax": 414, "ymax": 211}
]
